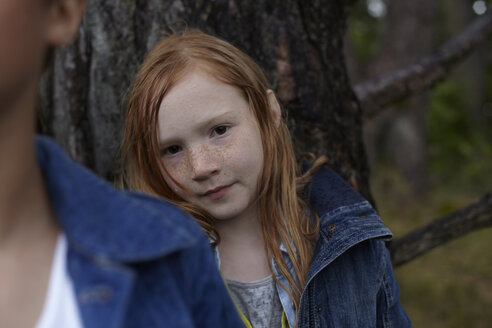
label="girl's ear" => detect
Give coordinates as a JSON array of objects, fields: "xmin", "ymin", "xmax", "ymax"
[
  {"xmin": 266, "ymin": 89, "xmax": 281, "ymax": 127},
  {"xmin": 45, "ymin": 0, "xmax": 86, "ymax": 46}
]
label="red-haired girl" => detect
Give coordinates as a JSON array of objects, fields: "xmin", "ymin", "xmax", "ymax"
[{"xmin": 121, "ymin": 30, "xmax": 411, "ymax": 328}]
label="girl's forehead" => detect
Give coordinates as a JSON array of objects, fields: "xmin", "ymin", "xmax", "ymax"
[{"xmin": 161, "ymin": 69, "xmax": 244, "ymax": 111}]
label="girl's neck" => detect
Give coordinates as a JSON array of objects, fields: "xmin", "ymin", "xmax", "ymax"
[
  {"xmin": 215, "ymin": 205, "xmax": 271, "ymax": 282},
  {"xmin": 215, "ymin": 205, "xmax": 263, "ymax": 244}
]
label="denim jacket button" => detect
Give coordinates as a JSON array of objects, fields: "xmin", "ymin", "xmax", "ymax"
[
  {"xmin": 317, "ymin": 306, "xmax": 322, "ymax": 313},
  {"xmin": 326, "ymin": 224, "xmax": 336, "ymax": 232}
]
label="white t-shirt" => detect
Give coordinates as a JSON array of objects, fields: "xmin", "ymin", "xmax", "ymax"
[{"xmin": 35, "ymin": 235, "xmax": 84, "ymax": 328}]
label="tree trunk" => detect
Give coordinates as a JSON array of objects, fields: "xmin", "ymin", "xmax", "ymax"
[{"xmin": 38, "ymin": 0, "xmax": 372, "ymax": 202}]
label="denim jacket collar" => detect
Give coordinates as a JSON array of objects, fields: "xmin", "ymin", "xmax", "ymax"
[
  {"xmin": 36, "ymin": 135, "xmax": 198, "ymax": 263},
  {"xmin": 306, "ymin": 167, "xmax": 392, "ymax": 273},
  {"xmin": 280, "ymin": 168, "xmax": 392, "ymax": 327}
]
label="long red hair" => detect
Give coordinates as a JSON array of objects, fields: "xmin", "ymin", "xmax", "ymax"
[{"xmin": 120, "ymin": 29, "xmax": 324, "ymax": 311}]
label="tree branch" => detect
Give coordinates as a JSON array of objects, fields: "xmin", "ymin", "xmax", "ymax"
[
  {"xmin": 390, "ymin": 190, "xmax": 492, "ymax": 267},
  {"xmin": 354, "ymin": 10, "xmax": 492, "ymax": 119}
]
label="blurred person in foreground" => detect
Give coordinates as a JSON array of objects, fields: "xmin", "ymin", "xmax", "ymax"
[{"xmin": 0, "ymin": 1, "xmax": 243, "ymax": 327}]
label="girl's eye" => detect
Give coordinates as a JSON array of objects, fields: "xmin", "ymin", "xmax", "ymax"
[
  {"xmin": 211, "ymin": 125, "xmax": 229, "ymax": 137},
  {"xmin": 162, "ymin": 145, "xmax": 182, "ymax": 156}
]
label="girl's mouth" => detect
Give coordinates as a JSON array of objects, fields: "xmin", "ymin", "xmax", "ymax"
[{"xmin": 204, "ymin": 184, "xmax": 233, "ymax": 200}]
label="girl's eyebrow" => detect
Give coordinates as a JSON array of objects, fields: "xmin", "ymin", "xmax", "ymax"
[{"xmin": 199, "ymin": 110, "xmax": 234, "ymax": 129}]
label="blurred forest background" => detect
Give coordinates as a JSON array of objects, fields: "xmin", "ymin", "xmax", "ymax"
[{"xmin": 347, "ymin": 0, "xmax": 492, "ymax": 326}]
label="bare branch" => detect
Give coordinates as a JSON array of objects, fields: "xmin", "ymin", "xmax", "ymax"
[
  {"xmin": 390, "ymin": 190, "xmax": 492, "ymax": 267},
  {"xmin": 355, "ymin": 11, "xmax": 492, "ymax": 119}
]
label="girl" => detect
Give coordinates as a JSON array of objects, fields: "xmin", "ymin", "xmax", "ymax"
[{"xmin": 121, "ymin": 30, "xmax": 411, "ymax": 328}]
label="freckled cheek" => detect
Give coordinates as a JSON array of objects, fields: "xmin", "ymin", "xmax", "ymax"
[
  {"xmin": 160, "ymin": 159, "xmax": 190, "ymax": 191},
  {"xmin": 238, "ymin": 137, "xmax": 264, "ymax": 178},
  {"xmin": 216, "ymin": 143, "xmax": 238, "ymax": 175},
  {"xmin": 221, "ymin": 139, "xmax": 262, "ymax": 179}
]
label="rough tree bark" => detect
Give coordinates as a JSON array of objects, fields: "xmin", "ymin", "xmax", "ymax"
[{"xmin": 38, "ymin": 0, "xmax": 492, "ymax": 264}]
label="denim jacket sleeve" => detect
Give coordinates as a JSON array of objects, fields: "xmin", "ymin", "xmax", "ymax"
[
  {"xmin": 185, "ymin": 235, "xmax": 245, "ymax": 328},
  {"xmin": 376, "ymin": 241, "xmax": 411, "ymax": 328}
]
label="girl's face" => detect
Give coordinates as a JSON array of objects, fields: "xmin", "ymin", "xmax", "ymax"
[{"xmin": 157, "ymin": 68, "xmax": 264, "ymax": 223}]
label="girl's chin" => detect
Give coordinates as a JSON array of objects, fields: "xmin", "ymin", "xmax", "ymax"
[{"xmin": 207, "ymin": 207, "xmax": 253, "ymax": 223}]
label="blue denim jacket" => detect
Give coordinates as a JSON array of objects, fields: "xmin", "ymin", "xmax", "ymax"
[
  {"xmin": 216, "ymin": 167, "xmax": 411, "ymax": 328},
  {"xmin": 36, "ymin": 136, "xmax": 243, "ymax": 328},
  {"xmin": 294, "ymin": 168, "xmax": 411, "ymax": 327}
]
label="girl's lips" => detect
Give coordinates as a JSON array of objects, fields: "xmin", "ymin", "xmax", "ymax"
[{"xmin": 204, "ymin": 184, "xmax": 233, "ymax": 200}]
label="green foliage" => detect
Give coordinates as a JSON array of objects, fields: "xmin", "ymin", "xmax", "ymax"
[
  {"xmin": 426, "ymin": 78, "xmax": 492, "ymax": 191},
  {"xmin": 372, "ymin": 165, "xmax": 492, "ymax": 328},
  {"xmin": 346, "ymin": 2, "xmax": 384, "ymax": 62},
  {"xmin": 485, "ymin": 40, "xmax": 492, "ymax": 104}
]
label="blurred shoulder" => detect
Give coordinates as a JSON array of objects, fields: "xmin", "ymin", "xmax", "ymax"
[{"xmin": 36, "ymin": 135, "xmax": 204, "ymax": 262}]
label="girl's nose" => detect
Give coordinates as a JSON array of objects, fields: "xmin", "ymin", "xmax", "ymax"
[{"xmin": 189, "ymin": 145, "xmax": 219, "ymax": 181}]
